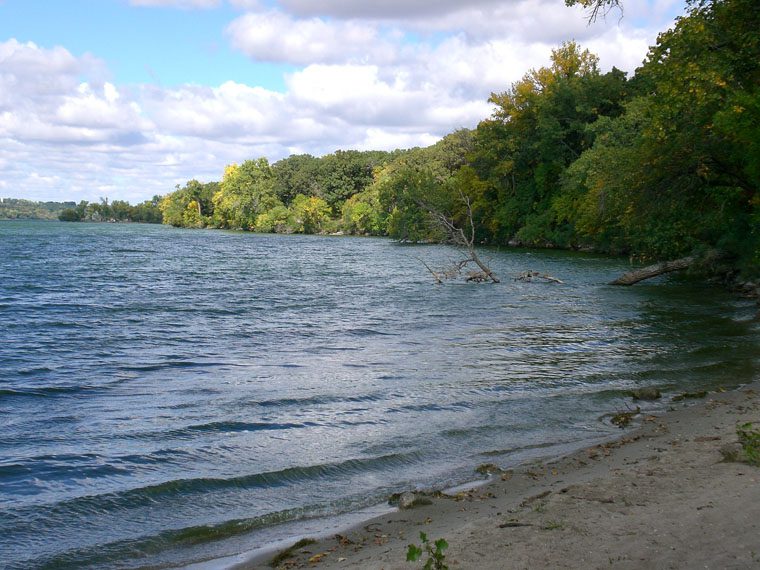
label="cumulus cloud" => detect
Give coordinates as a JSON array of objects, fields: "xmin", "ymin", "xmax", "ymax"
[
  {"xmin": 226, "ymin": 11, "xmax": 395, "ymax": 65},
  {"xmin": 278, "ymin": 0, "xmax": 508, "ymax": 20},
  {"xmin": 0, "ymin": 39, "xmax": 457, "ymax": 203},
  {"xmin": 1, "ymin": 1, "xmax": 685, "ymax": 203},
  {"xmin": 143, "ymin": 81, "xmax": 286, "ymax": 139},
  {"xmin": 0, "ymin": 41, "xmax": 151, "ymax": 146}
]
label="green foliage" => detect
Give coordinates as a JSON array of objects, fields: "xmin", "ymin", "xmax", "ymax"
[
  {"xmin": 341, "ymin": 187, "xmax": 384, "ymax": 235},
  {"xmin": 272, "ymin": 154, "xmax": 321, "ymax": 204},
  {"xmin": 316, "ymin": 150, "xmax": 380, "ymax": 209},
  {"xmin": 0, "ymin": 198, "xmax": 76, "ymax": 220},
  {"xmin": 160, "ymin": 180, "xmax": 217, "ymax": 227},
  {"xmin": 182, "ymin": 200, "xmax": 204, "ymax": 228},
  {"xmin": 288, "ymin": 194, "xmax": 331, "ymax": 234},
  {"xmin": 737, "ymin": 422, "xmax": 760, "ymax": 467},
  {"xmin": 615, "ymin": 0, "xmax": 760, "ymax": 266},
  {"xmin": 539, "ymin": 0, "xmax": 759, "ymax": 270},
  {"xmin": 406, "ymin": 532, "xmax": 449, "ymax": 570},
  {"xmin": 57, "ymin": 196, "xmax": 162, "ymax": 224},
  {"xmin": 212, "ymin": 159, "xmax": 281, "ymax": 230},
  {"xmin": 130, "ymin": 197, "xmax": 164, "ymax": 224},
  {"xmin": 380, "ymin": 166, "xmax": 449, "ymax": 243},
  {"xmin": 470, "ymin": 41, "xmax": 630, "ymax": 246},
  {"xmin": 149, "ymin": 0, "xmax": 759, "ymax": 281},
  {"xmin": 377, "ymin": 130, "xmax": 476, "ymax": 242},
  {"xmin": 254, "ymin": 204, "xmax": 291, "ymax": 233},
  {"xmin": 58, "ymin": 208, "xmax": 81, "ymax": 222}
]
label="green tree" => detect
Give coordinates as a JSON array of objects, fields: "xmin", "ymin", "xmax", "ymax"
[
  {"xmin": 288, "ymin": 194, "xmax": 332, "ymax": 234},
  {"xmin": 272, "ymin": 154, "xmax": 321, "ymax": 205},
  {"xmin": 340, "ymin": 187, "xmax": 384, "ymax": 235},
  {"xmin": 470, "ymin": 41, "xmax": 629, "ymax": 246},
  {"xmin": 559, "ymin": 0, "xmax": 760, "ymax": 268},
  {"xmin": 254, "ymin": 204, "xmax": 291, "ymax": 233},
  {"xmin": 212, "ymin": 159, "xmax": 282, "ymax": 230},
  {"xmin": 160, "ymin": 180, "xmax": 216, "ymax": 227},
  {"xmin": 316, "ymin": 150, "xmax": 395, "ymax": 210}
]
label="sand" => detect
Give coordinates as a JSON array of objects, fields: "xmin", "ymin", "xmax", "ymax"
[{"xmin": 240, "ymin": 382, "xmax": 760, "ymax": 570}]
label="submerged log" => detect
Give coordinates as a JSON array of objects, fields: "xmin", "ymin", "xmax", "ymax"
[
  {"xmin": 609, "ymin": 256, "xmax": 695, "ymax": 286},
  {"xmin": 516, "ymin": 271, "xmax": 564, "ymax": 284}
]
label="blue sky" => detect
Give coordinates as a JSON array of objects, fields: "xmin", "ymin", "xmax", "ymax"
[
  {"xmin": 0, "ymin": 0, "xmax": 685, "ymax": 203},
  {"xmin": 0, "ymin": 0, "xmax": 293, "ymax": 88}
]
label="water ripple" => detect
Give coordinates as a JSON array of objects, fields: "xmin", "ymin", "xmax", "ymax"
[{"xmin": 1, "ymin": 221, "xmax": 758, "ymax": 569}]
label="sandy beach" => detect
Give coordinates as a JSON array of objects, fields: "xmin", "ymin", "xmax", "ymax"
[{"xmin": 241, "ymin": 381, "xmax": 760, "ymax": 570}]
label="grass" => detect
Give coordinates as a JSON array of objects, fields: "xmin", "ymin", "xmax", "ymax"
[{"xmin": 737, "ymin": 422, "xmax": 760, "ymax": 466}]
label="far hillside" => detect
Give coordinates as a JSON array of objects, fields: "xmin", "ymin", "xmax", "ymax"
[{"xmin": 0, "ymin": 198, "xmax": 76, "ymax": 220}]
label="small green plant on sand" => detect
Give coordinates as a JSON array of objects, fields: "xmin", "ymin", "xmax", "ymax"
[
  {"xmin": 406, "ymin": 532, "xmax": 449, "ymax": 570},
  {"xmin": 737, "ymin": 422, "xmax": 760, "ymax": 466}
]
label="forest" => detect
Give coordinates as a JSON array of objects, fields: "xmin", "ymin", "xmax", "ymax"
[
  {"xmin": 91, "ymin": 0, "xmax": 760, "ymax": 276},
  {"xmin": 0, "ymin": 198, "xmax": 76, "ymax": 220},
  {"xmin": 57, "ymin": 197, "xmax": 163, "ymax": 224}
]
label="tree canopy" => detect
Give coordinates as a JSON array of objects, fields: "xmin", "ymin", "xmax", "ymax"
[{"xmin": 152, "ymin": 0, "xmax": 758, "ymax": 277}]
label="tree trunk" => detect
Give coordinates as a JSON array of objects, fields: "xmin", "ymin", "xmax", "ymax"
[
  {"xmin": 470, "ymin": 249, "xmax": 500, "ymax": 283},
  {"xmin": 609, "ymin": 256, "xmax": 695, "ymax": 286}
]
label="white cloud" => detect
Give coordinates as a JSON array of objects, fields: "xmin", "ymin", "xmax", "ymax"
[
  {"xmin": 226, "ymin": 11, "xmax": 395, "ymax": 65},
  {"xmin": 142, "ymin": 81, "xmax": 286, "ymax": 138},
  {"xmin": 1, "ymin": 1, "xmax": 686, "ymax": 203},
  {"xmin": 278, "ymin": 0, "xmax": 507, "ymax": 20},
  {"xmin": 228, "ymin": 0, "xmax": 263, "ymax": 9}
]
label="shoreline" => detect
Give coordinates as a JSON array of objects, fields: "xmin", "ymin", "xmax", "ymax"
[{"xmin": 237, "ymin": 381, "xmax": 760, "ymax": 569}]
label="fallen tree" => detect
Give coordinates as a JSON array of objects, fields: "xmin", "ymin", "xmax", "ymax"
[
  {"xmin": 516, "ymin": 271, "xmax": 564, "ymax": 284},
  {"xmin": 609, "ymin": 256, "xmax": 695, "ymax": 286},
  {"xmin": 417, "ymin": 192, "xmax": 500, "ymax": 284}
]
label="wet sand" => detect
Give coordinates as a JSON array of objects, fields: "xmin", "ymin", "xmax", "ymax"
[{"xmin": 241, "ymin": 382, "xmax": 760, "ymax": 570}]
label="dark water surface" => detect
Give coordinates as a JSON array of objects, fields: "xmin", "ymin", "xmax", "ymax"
[{"xmin": 1, "ymin": 220, "xmax": 758, "ymax": 569}]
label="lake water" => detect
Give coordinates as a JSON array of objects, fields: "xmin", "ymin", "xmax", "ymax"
[{"xmin": 1, "ymin": 220, "xmax": 758, "ymax": 569}]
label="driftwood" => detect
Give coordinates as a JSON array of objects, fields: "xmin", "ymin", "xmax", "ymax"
[
  {"xmin": 609, "ymin": 256, "xmax": 695, "ymax": 286},
  {"xmin": 516, "ymin": 271, "xmax": 564, "ymax": 284},
  {"xmin": 417, "ymin": 192, "xmax": 500, "ymax": 284},
  {"xmin": 419, "ymin": 257, "xmax": 468, "ymax": 284}
]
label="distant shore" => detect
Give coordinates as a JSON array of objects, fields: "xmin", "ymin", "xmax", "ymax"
[{"xmin": 240, "ymin": 381, "xmax": 760, "ymax": 569}]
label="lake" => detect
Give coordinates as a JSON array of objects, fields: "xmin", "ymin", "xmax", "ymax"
[{"xmin": 1, "ymin": 220, "xmax": 758, "ymax": 569}]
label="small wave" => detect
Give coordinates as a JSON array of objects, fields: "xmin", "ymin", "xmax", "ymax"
[
  {"xmin": 480, "ymin": 438, "xmax": 584, "ymax": 457},
  {"xmin": 24, "ymin": 505, "xmax": 327, "ymax": 570},
  {"xmin": 378, "ymin": 374, "xmax": 404, "ymax": 381},
  {"xmin": 251, "ymin": 391, "xmax": 387, "ymax": 409},
  {"xmin": 16, "ymin": 366, "xmax": 54, "ymax": 376},
  {"xmin": 344, "ymin": 328, "xmax": 395, "ymax": 337},
  {"xmin": 0, "ymin": 385, "xmax": 96, "ymax": 399},
  {"xmin": 6, "ymin": 460, "xmax": 132, "ymax": 484},
  {"xmin": 109, "ymin": 421, "xmax": 311, "ymax": 442},
  {"xmin": 174, "ymin": 420, "xmax": 317, "ymax": 436},
  {"xmin": 9, "ymin": 452, "xmax": 423, "ymax": 521},
  {"xmin": 0, "ymin": 463, "xmax": 33, "ymax": 478},
  {"xmin": 391, "ymin": 402, "xmax": 472, "ymax": 413},
  {"xmin": 119, "ymin": 360, "xmax": 233, "ymax": 372}
]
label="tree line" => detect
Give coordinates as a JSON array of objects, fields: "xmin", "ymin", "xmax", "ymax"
[
  {"xmin": 0, "ymin": 198, "xmax": 76, "ymax": 220},
  {"xmin": 58, "ymin": 197, "xmax": 163, "ymax": 224},
  {"xmin": 78, "ymin": 0, "xmax": 760, "ymax": 276}
]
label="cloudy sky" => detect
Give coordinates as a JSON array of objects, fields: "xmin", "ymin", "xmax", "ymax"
[{"xmin": 0, "ymin": 0, "xmax": 684, "ymax": 203}]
